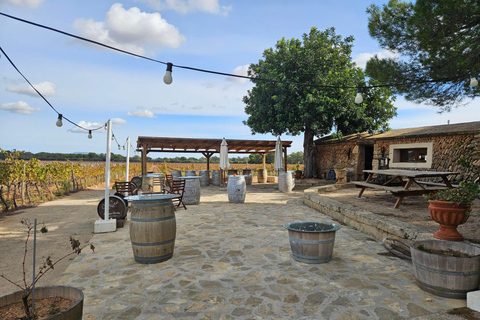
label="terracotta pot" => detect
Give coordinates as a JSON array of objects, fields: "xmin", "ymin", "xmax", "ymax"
[
  {"xmin": 294, "ymin": 170, "xmax": 302, "ymax": 180},
  {"xmin": 428, "ymin": 200, "xmax": 470, "ymax": 241},
  {"xmin": 333, "ymin": 168, "xmax": 346, "ymax": 184}
]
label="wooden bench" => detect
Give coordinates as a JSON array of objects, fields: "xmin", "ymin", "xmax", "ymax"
[
  {"xmin": 415, "ymin": 181, "xmax": 458, "ymax": 188},
  {"xmin": 352, "ymin": 181, "xmax": 446, "ymax": 209}
]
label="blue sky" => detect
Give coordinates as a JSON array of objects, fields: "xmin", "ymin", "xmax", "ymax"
[{"xmin": 1, "ymin": 0, "xmax": 479, "ymax": 158}]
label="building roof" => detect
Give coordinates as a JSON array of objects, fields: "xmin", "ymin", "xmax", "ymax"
[
  {"xmin": 366, "ymin": 121, "xmax": 480, "ymax": 140},
  {"xmin": 136, "ymin": 137, "xmax": 293, "ymax": 154},
  {"xmin": 315, "ymin": 121, "xmax": 480, "ymax": 145}
]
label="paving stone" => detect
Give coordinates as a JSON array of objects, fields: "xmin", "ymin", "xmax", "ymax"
[{"xmin": 58, "ymin": 185, "xmax": 467, "ymax": 319}]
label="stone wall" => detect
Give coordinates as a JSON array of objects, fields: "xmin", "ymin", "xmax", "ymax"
[
  {"xmin": 315, "ymin": 133, "xmax": 480, "ymax": 183},
  {"xmin": 315, "ymin": 140, "xmax": 360, "ymax": 179}
]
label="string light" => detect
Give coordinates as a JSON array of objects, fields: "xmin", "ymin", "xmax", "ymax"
[
  {"xmin": 111, "ymin": 134, "xmax": 115, "ymax": 141},
  {"xmin": 88, "ymin": 130, "xmax": 92, "ymax": 139},
  {"xmin": 163, "ymin": 62, "xmax": 173, "ymax": 85},
  {"xmin": 104, "ymin": 123, "xmax": 108, "ymax": 130},
  {"xmin": 0, "ymin": 12, "xmax": 477, "ymax": 107},
  {"xmin": 355, "ymin": 86, "xmax": 363, "ymax": 104},
  {"xmin": 56, "ymin": 114, "xmax": 63, "ymax": 127},
  {"xmin": 471, "ymin": 77, "xmax": 478, "ymax": 87}
]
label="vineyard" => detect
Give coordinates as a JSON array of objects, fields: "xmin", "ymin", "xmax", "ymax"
[{"xmin": 0, "ymin": 150, "xmax": 302, "ymax": 213}]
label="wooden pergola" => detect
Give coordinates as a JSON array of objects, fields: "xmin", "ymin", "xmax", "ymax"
[{"xmin": 136, "ymin": 137, "xmax": 293, "ymax": 175}]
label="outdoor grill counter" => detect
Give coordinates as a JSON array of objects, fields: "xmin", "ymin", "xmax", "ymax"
[{"xmin": 125, "ymin": 194, "xmax": 179, "ymax": 264}]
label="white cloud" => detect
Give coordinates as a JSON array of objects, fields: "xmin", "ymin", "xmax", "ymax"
[
  {"xmin": 0, "ymin": 101, "xmax": 40, "ymax": 114},
  {"xmin": 138, "ymin": 0, "xmax": 232, "ymax": 16},
  {"xmin": 0, "ymin": 0, "xmax": 43, "ymax": 8},
  {"xmin": 227, "ymin": 64, "xmax": 250, "ymax": 84},
  {"xmin": 111, "ymin": 118, "xmax": 127, "ymax": 125},
  {"xmin": 127, "ymin": 109, "xmax": 157, "ymax": 118},
  {"xmin": 6, "ymin": 81, "xmax": 56, "ymax": 97},
  {"xmin": 354, "ymin": 49, "xmax": 399, "ymax": 69},
  {"xmin": 73, "ymin": 3, "xmax": 186, "ymax": 55}
]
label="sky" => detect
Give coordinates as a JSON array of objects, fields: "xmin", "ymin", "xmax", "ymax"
[{"xmin": 1, "ymin": 0, "xmax": 479, "ymax": 159}]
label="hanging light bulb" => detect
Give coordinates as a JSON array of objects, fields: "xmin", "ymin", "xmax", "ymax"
[
  {"xmin": 163, "ymin": 62, "xmax": 173, "ymax": 85},
  {"xmin": 355, "ymin": 86, "xmax": 363, "ymax": 104},
  {"xmin": 118, "ymin": 145, "xmax": 121, "ymax": 150},
  {"xmin": 111, "ymin": 134, "xmax": 115, "ymax": 141},
  {"xmin": 56, "ymin": 114, "xmax": 63, "ymax": 127},
  {"xmin": 123, "ymin": 146, "xmax": 125, "ymax": 150},
  {"xmin": 104, "ymin": 123, "xmax": 108, "ymax": 130},
  {"xmin": 88, "ymin": 130, "xmax": 92, "ymax": 139},
  {"xmin": 470, "ymin": 77, "xmax": 478, "ymax": 87}
]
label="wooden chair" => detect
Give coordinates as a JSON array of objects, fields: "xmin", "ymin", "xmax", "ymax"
[
  {"xmin": 168, "ymin": 179, "xmax": 186, "ymax": 210},
  {"xmin": 165, "ymin": 174, "xmax": 174, "ymax": 193},
  {"xmin": 115, "ymin": 181, "xmax": 136, "ymax": 197}
]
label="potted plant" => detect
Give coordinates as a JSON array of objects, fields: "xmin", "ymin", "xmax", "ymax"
[
  {"xmin": 423, "ymin": 181, "xmax": 479, "ymax": 241},
  {"xmin": 0, "ymin": 219, "xmax": 94, "ymax": 320},
  {"xmin": 332, "ymin": 162, "xmax": 346, "ymax": 184}
]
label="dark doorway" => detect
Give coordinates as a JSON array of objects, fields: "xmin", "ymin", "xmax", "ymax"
[{"xmin": 364, "ymin": 145, "xmax": 374, "ymax": 180}]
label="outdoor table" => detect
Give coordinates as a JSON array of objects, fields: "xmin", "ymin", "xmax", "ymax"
[
  {"xmin": 353, "ymin": 169, "xmax": 459, "ymax": 209},
  {"xmin": 125, "ymin": 194, "xmax": 180, "ymax": 264},
  {"xmin": 179, "ymin": 176, "xmax": 201, "ymax": 205}
]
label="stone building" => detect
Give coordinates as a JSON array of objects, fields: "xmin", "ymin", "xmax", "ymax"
[{"xmin": 314, "ymin": 121, "xmax": 480, "ymax": 183}]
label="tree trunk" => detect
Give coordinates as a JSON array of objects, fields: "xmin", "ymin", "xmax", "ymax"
[{"xmin": 303, "ymin": 125, "xmax": 317, "ymax": 178}]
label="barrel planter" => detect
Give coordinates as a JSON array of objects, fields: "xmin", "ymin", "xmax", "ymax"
[
  {"xmin": 128, "ymin": 194, "xmax": 178, "ymax": 264},
  {"xmin": 170, "ymin": 170, "xmax": 182, "ymax": 179},
  {"xmin": 212, "ymin": 170, "xmax": 221, "ymax": 186},
  {"xmin": 284, "ymin": 222, "xmax": 340, "ymax": 264},
  {"xmin": 185, "ymin": 170, "xmax": 197, "ymax": 177},
  {"xmin": 0, "ymin": 286, "xmax": 84, "ymax": 320},
  {"xmin": 410, "ymin": 240, "xmax": 480, "ymax": 299},
  {"xmin": 257, "ymin": 169, "xmax": 267, "ymax": 184},
  {"xmin": 278, "ymin": 171, "xmax": 295, "ymax": 193},
  {"xmin": 227, "ymin": 175, "xmax": 246, "ymax": 203},
  {"xmin": 141, "ymin": 176, "xmax": 154, "ymax": 192},
  {"xmin": 242, "ymin": 169, "xmax": 252, "ymax": 185},
  {"xmin": 199, "ymin": 170, "xmax": 210, "ymax": 187}
]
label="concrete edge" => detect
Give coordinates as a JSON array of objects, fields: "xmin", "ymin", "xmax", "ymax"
[{"xmin": 303, "ymin": 183, "xmax": 434, "ymax": 242}]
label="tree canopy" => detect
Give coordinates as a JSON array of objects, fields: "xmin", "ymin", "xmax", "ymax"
[
  {"xmin": 366, "ymin": 0, "xmax": 480, "ymax": 112},
  {"xmin": 243, "ymin": 27, "xmax": 396, "ymax": 177}
]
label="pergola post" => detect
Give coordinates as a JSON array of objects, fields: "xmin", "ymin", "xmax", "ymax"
[
  {"xmin": 283, "ymin": 147, "xmax": 288, "ymax": 172},
  {"xmin": 202, "ymin": 152, "xmax": 214, "ymax": 171},
  {"xmin": 262, "ymin": 153, "xmax": 266, "ymax": 169},
  {"xmin": 141, "ymin": 145, "xmax": 148, "ymax": 176}
]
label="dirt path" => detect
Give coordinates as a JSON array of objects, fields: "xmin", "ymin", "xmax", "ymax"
[{"xmin": 0, "ymin": 188, "xmax": 105, "ymax": 297}]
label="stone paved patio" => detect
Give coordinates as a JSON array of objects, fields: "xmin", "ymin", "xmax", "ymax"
[{"xmin": 59, "ymin": 184, "xmax": 468, "ymax": 319}]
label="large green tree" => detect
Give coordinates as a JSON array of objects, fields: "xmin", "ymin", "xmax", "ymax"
[
  {"xmin": 366, "ymin": 0, "xmax": 480, "ymax": 112},
  {"xmin": 243, "ymin": 27, "xmax": 396, "ymax": 177}
]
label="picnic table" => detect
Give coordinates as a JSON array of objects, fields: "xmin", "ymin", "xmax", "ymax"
[{"xmin": 353, "ymin": 169, "xmax": 459, "ymax": 209}]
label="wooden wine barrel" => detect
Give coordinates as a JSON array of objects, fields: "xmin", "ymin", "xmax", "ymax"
[
  {"xmin": 130, "ymin": 195, "xmax": 177, "ymax": 264},
  {"xmin": 97, "ymin": 195, "xmax": 127, "ymax": 219},
  {"xmin": 257, "ymin": 169, "xmax": 267, "ymax": 183},
  {"xmin": 411, "ymin": 240, "xmax": 480, "ymax": 299},
  {"xmin": 227, "ymin": 175, "xmax": 246, "ymax": 203},
  {"xmin": 141, "ymin": 176, "xmax": 153, "ymax": 192},
  {"xmin": 199, "ymin": 170, "xmax": 210, "ymax": 187},
  {"xmin": 242, "ymin": 169, "xmax": 252, "ymax": 185},
  {"xmin": 278, "ymin": 172, "xmax": 295, "ymax": 193},
  {"xmin": 170, "ymin": 170, "xmax": 182, "ymax": 179},
  {"xmin": 284, "ymin": 222, "xmax": 340, "ymax": 264},
  {"xmin": 212, "ymin": 170, "xmax": 221, "ymax": 186},
  {"xmin": 185, "ymin": 170, "xmax": 197, "ymax": 177}
]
